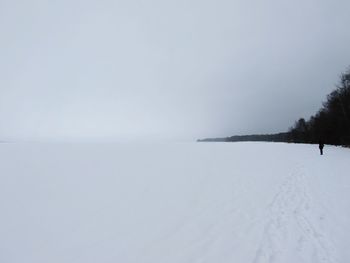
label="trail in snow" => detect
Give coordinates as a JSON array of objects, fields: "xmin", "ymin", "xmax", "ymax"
[
  {"xmin": 0, "ymin": 142, "xmax": 349, "ymax": 263},
  {"xmin": 253, "ymin": 165, "xmax": 337, "ymax": 263}
]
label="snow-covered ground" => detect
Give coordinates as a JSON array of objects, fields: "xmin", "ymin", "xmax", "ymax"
[{"xmin": 0, "ymin": 142, "xmax": 349, "ymax": 263}]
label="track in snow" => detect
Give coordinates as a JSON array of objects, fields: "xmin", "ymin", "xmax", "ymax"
[{"xmin": 254, "ymin": 165, "xmax": 338, "ymax": 263}]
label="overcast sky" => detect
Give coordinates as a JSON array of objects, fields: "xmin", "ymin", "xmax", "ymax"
[{"xmin": 1, "ymin": 0, "xmax": 350, "ymax": 141}]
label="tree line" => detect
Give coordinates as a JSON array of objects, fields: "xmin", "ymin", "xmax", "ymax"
[
  {"xmin": 288, "ymin": 68, "xmax": 350, "ymax": 145},
  {"xmin": 198, "ymin": 133, "xmax": 289, "ymax": 143},
  {"xmin": 198, "ymin": 67, "xmax": 350, "ymax": 146}
]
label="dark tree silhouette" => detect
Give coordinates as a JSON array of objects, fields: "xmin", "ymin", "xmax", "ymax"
[
  {"xmin": 289, "ymin": 67, "xmax": 350, "ymax": 146},
  {"xmin": 199, "ymin": 66, "xmax": 350, "ymax": 146}
]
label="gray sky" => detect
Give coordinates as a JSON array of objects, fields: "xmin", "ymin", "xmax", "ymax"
[{"xmin": 1, "ymin": 0, "xmax": 350, "ymax": 141}]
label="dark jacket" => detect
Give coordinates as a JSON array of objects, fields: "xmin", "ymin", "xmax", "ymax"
[{"xmin": 319, "ymin": 141, "xmax": 324, "ymax": 149}]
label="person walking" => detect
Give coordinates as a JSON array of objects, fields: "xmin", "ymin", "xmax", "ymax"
[{"xmin": 319, "ymin": 140, "xmax": 324, "ymax": 155}]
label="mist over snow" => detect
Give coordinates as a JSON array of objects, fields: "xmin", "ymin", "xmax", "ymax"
[
  {"xmin": 1, "ymin": 2, "xmax": 350, "ymax": 262},
  {"xmin": 1, "ymin": 0, "xmax": 350, "ymax": 141}
]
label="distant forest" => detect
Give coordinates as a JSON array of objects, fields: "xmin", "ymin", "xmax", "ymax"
[{"xmin": 199, "ymin": 67, "xmax": 350, "ymax": 146}]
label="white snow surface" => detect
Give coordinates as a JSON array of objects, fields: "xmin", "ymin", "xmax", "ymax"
[{"xmin": 0, "ymin": 142, "xmax": 349, "ymax": 263}]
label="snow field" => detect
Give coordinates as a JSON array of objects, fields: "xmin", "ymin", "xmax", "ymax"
[{"xmin": 0, "ymin": 142, "xmax": 349, "ymax": 263}]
